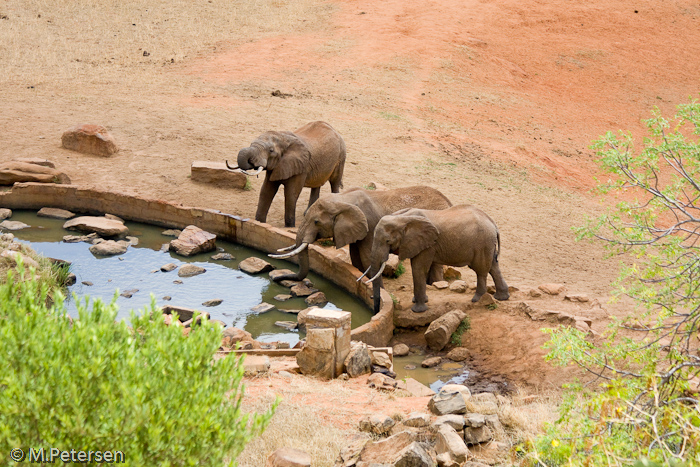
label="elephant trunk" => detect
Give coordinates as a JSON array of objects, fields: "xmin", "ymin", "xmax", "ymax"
[
  {"xmin": 372, "ymin": 275, "xmax": 383, "ymax": 314},
  {"xmin": 367, "ymin": 250, "xmax": 389, "ymax": 314}
]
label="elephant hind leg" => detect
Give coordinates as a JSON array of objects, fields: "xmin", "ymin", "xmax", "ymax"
[
  {"xmin": 329, "ymin": 161, "xmax": 344, "ymax": 193},
  {"xmin": 471, "ymin": 272, "xmax": 488, "ymax": 302},
  {"xmin": 427, "ymin": 263, "xmax": 444, "ymax": 284},
  {"xmin": 489, "ymin": 258, "xmax": 510, "ymax": 301}
]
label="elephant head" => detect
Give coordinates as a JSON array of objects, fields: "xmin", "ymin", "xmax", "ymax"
[
  {"xmin": 226, "ymin": 131, "xmax": 310, "ymax": 180},
  {"xmin": 269, "ymin": 196, "xmax": 370, "ymax": 281},
  {"xmin": 366, "ymin": 213, "xmax": 440, "ymax": 313}
]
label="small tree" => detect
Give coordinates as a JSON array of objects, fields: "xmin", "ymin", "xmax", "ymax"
[
  {"xmin": 0, "ymin": 265, "xmax": 277, "ymax": 466},
  {"xmin": 527, "ymin": 100, "xmax": 700, "ymax": 466}
]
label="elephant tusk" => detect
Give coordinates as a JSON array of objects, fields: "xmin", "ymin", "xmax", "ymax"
[
  {"xmin": 241, "ymin": 167, "xmax": 264, "ymax": 177},
  {"xmin": 356, "ymin": 265, "xmax": 372, "ymax": 282},
  {"xmin": 269, "ymin": 242, "xmax": 308, "ymax": 259},
  {"xmin": 366, "ymin": 262, "xmax": 386, "ymax": 283},
  {"xmin": 277, "ymin": 244, "xmax": 298, "ymax": 253},
  {"xmin": 225, "ymin": 160, "xmax": 240, "ymax": 170}
]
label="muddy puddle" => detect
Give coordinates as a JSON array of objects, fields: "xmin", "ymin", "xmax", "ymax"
[{"xmin": 3, "ymin": 210, "xmax": 373, "ymax": 345}]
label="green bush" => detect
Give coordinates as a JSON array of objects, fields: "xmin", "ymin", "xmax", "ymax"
[
  {"xmin": 391, "ymin": 263, "xmax": 406, "ymax": 279},
  {"xmin": 0, "ymin": 266, "xmax": 276, "ymax": 466},
  {"xmin": 450, "ymin": 316, "xmax": 471, "ymax": 345},
  {"xmin": 526, "ymin": 100, "xmax": 700, "ymax": 466}
]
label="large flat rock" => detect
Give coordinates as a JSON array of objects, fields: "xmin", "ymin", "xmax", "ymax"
[
  {"xmin": 0, "ymin": 161, "xmax": 71, "ymax": 185},
  {"xmin": 63, "ymin": 216, "xmax": 128, "ymax": 237}
]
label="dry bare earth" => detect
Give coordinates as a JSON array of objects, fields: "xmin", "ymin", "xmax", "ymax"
[{"xmin": 2, "ymin": 0, "xmax": 700, "ymax": 464}]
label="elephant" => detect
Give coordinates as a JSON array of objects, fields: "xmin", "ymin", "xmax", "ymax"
[
  {"xmin": 366, "ymin": 205, "xmax": 510, "ymax": 313},
  {"xmin": 226, "ymin": 121, "xmax": 346, "ymax": 227},
  {"xmin": 269, "ymin": 186, "xmax": 453, "ymax": 286}
]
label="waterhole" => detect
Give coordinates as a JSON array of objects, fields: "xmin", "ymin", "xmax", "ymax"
[
  {"xmin": 393, "ymin": 353, "xmax": 470, "ymax": 393},
  {"xmin": 4, "ymin": 210, "xmax": 373, "ymax": 345}
]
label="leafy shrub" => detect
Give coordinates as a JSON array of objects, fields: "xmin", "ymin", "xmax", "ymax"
[
  {"xmin": 0, "ymin": 267, "xmax": 276, "ymax": 466},
  {"xmin": 391, "ymin": 262, "xmax": 405, "ymax": 279},
  {"xmin": 450, "ymin": 316, "xmax": 471, "ymax": 345},
  {"xmin": 527, "ymin": 100, "xmax": 700, "ymax": 466}
]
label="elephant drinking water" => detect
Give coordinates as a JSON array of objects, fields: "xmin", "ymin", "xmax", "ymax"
[{"xmin": 226, "ymin": 121, "xmax": 346, "ymax": 227}]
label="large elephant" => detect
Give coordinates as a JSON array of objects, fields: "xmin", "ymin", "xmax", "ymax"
[
  {"xmin": 226, "ymin": 121, "xmax": 346, "ymax": 227},
  {"xmin": 269, "ymin": 186, "xmax": 453, "ymax": 285},
  {"xmin": 366, "ymin": 205, "xmax": 510, "ymax": 313}
]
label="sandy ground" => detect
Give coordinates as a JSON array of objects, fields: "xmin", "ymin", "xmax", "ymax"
[{"xmin": 2, "ymin": 0, "xmax": 700, "ymax": 462}]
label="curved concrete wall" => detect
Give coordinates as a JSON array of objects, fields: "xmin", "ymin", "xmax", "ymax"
[{"xmin": 0, "ymin": 183, "xmax": 394, "ymax": 346}]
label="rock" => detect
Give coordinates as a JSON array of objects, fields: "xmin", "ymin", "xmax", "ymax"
[
  {"xmin": 120, "ymin": 289, "xmax": 138, "ymax": 298},
  {"xmin": 565, "ymin": 293, "xmax": 589, "ymax": 302},
  {"xmin": 371, "ymin": 365, "xmax": 397, "ymax": 379},
  {"xmin": 403, "ymin": 412, "xmax": 431, "ymax": 428},
  {"xmin": 425, "ymin": 309, "xmax": 468, "ymax": 351},
  {"xmin": 358, "ymin": 431, "xmax": 417, "ymax": 464},
  {"xmin": 63, "ymin": 216, "xmax": 128, "ymax": 237},
  {"xmin": 221, "ymin": 327, "xmax": 253, "ymax": 348},
  {"xmin": 173, "ymin": 280, "xmax": 183, "ymax": 284},
  {"xmin": 0, "ymin": 208, "xmax": 11, "ymax": 220},
  {"xmin": 468, "ymin": 393, "xmax": 499, "ymax": 415},
  {"xmin": 371, "ymin": 351, "xmax": 392, "ymax": 369},
  {"xmin": 405, "ymin": 378, "xmax": 436, "ymax": 397},
  {"xmin": 305, "ymin": 291, "xmax": 328, "ymax": 306},
  {"xmin": 37, "ymin": 207, "xmax": 75, "ymax": 219},
  {"xmin": 1, "ymin": 250, "xmax": 39, "ymax": 268},
  {"xmin": 162, "ymin": 296, "xmax": 171, "ymax": 301},
  {"xmin": 368, "ymin": 181, "xmax": 388, "ymax": 190},
  {"xmin": 344, "ymin": 343, "xmax": 372, "ymax": 377},
  {"xmin": 169, "ymin": 225, "xmax": 216, "ymax": 257},
  {"xmin": 464, "ymin": 413, "xmax": 485, "ymax": 428},
  {"xmin": 441, "ymin": 384, "xmax": 471, "ymax": 402},
  {"xmin": 81, "ymin": 281, "xmax": 93, "ymax": 286},
  {"xmin": 446, "ymin": 347, "xmax": 470, "ymax": 362},
  {"xmin": 434, "ymin": 414, "xmax": 465, "ymax": 431},
  {"xmin": 528, "ymin": 288, "xmax": 542, "ymax": 297},
  {"xmin": 290, "ymin": 283, "xmax": 316, "ymax": 297},
  {"xmin": 211, "ymin": 252, "xmax": 234, "ymax": 261},
  {"xmin": 382, "ymin": 254, "xmax": 401, "ymax": 277},
  {"xmin": 393, "ymin": 343, "xmax": 410, "ymax": 357},
  {"xmin": 160, "ymin": 263, "xmax": 177, "ymax": 272},
  {"xmin": 274, "ymin": 321, "xmax": 297, "ymax": 331},
  {"xmin": 435, "ymin": 425, "xmax": 469, "ymax": 465},
  {"xmin": 178, "ymin": 264, "xmax": 206, "ymax": 277},
  {"xmin": 422, "ymin": 356, "xmax": 442, "ymax": 368},
  {"xmin": 432, "ymin": 280, "xmax": 449, "ymax": 290},
  {"xmin": 239, "ymin": 257, "xmax": 274, "ymax": 274},
  {"xmin": 394, "ymin": 305, "xmax": 460, "ymax": 328},
  {"xmin": 0, "ymin": 161, "xmax": 71, "ymax": 185},
  {"xmin": 268, "ymin": 269, "xmax": 295, "ymax": 281},
  {"xmin": 12, "ymin": 157, "xmax": 55, "ymax": 168},
  {"xmin": 62, "ymin": 234, "xmax": 88, "ymax": 243},
  {"xmin": 61, "ymin": 124, "xmax": 118, "ymax": 156},
  {"xmin": 359, "ymin": 414, "xmax": 395, "ymax": 435},
  {"xmin": 538, "ymin": 283, "xmax": 566, "ymax": 295},
  {"xmin": 449, "ymin": 280, "xmax": 468, "ymax": 293},
  {"xmin": 243, "ymin": 355, "xmax": 270, "ymax": 376},
  {"xmin": 65, "ymin": 273, "xmax": 77, "ymax": 286},
  {"xmin": 202, "ymin": 299, "xmax": 223, "ymax": 307},
  {"xmin": 335, "ymin": 435, "xmax": 369, "ymax": 467},
  {"xmin": 191, "ymin": 160, "xmax": 247, "ymax": 189},
  {"xmin": 0, "ymin": 220, "xmax": 29, "ymax": 230},
  {"xmin": 428, "ymin": 391, "xmax": 467, "ymax": 415},
  {"xmin": 161, "ymin": 229, "xmax": 182, "ymax": 237},
  {"xmin": 444, "ymin": 266, "xmax": 462, "ymax": 281},
  {"xmin": 124, "ymin": 236, "xmax": 138, "ymax": 246},
  {"xmin": 394, "ymin": 442, "xmax": 435, "ymax": 466},
  {"xmin": 104, "ymin": 214, "xmax": 123, "ymax": 223},
  {"xmin": 89, "ymin": 240, "xmax": 128, "ymax": 256},
  {"xmin": 251, "ymin": 302, "xmax": 275, "ymax": 314},
  {"xmin": 476, "ymin": 293, "xmax": 496, "ymax": 306},
  {"xmin": 274, "ymin": 294, "xmax": 293, "ymax": 301},
  {"xmin": 463, "ymin": 424, "xmax": 492, "ymax": 445}
]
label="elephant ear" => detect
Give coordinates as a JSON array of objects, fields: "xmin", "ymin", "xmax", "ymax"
[
  {"xmin": 333, "ymin": 204, "xmax": 369, "ymax": 248},
  {"xmin": 398, "ymin": 216, "xmax": 439, "ymax": 260},
  {"xmin": 269, "ymin": 133, "xmax": 311, "ymax": 182}
]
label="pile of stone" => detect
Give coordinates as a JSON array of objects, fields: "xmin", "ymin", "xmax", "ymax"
[
  {"xmin": 336, "ymin": 385, "xmax": 509, "ymax": 467},
  {"xmin": 60, "ymin": 212, "xmax": 139, "ymax": 257},
  {"xmin": 0, "ymin": 232, "xmax": 40, "ymax": 269},
  {"xmin": 158, "ymin": 305, "xmax": 222, "ymax": 337}
]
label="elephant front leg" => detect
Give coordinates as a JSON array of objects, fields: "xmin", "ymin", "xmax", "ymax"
[
  {"xmin": 410, "ymin": 254, "xmax": 433, "ymax": 313},
  {"xmin": 283, "ymin": 177, "xmax": 305, "ymax": 227},
  {"xmin": 255, "ymin": 177, "xmax": 280, "ymax": 224}
]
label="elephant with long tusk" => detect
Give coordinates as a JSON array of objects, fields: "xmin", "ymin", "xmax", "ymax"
[
  {"xmin": 268, "ymin": 186, "xmax": 453, "ymax": 288},
  {"xmin": 225, "ymin": 121, "xmax": 346, "ymax": 228},
  {"xmin": 368, "ymin": 205, "xmax": 510, "ymax": 314}
]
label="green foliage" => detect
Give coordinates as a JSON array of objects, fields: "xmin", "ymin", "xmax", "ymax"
[
  {"xmin": 391, "ymin": 262, "xmax": 406, "ymax": 279},
  {"xmin": 450, "ymin": 316, "xmax": 471, "ymax": 345},
  {"xmin": 529, "ymin": 99, "xmax": 700, "ymax": 466},
  {"xmin": 0, "ymin": 268, "xmax": 277, "ymax": 466},
  {"xmin": 318, "ymin": 239, "xmax": 335, "ymax": 247},
  {"xmin": 243, "ymin": 178, "xmax": 253, "ymax": 191}
]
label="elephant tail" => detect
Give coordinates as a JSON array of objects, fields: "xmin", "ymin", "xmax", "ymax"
[{"xmin": 494, "ymin": 230, "xmax": 501, "ymax": 262}]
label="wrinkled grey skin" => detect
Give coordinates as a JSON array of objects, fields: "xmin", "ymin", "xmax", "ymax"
[
  {"xmin": 271, "ymin": 186, "xmax": 453, "ymax": 290},
  {"xmin": 368, "ymin": 205, "xmax": 510, "ymax": 313},
  {"xmin": 227, "ymin": 121, "xmax": 346, "ymax": 227}
]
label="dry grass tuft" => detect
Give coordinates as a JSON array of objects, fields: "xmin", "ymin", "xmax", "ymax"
[{"xmin": 496, "ymin": 388, "xmax": 560, "ymax": 446}]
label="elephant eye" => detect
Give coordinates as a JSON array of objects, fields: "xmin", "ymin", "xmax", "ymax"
[
  {"xmin": 314, "ymin": 220, "xmax": 320, "ymax": 225},
  {"xmin": 268, "ymin": 147, "xmax": 274, "ymax": 153}
]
